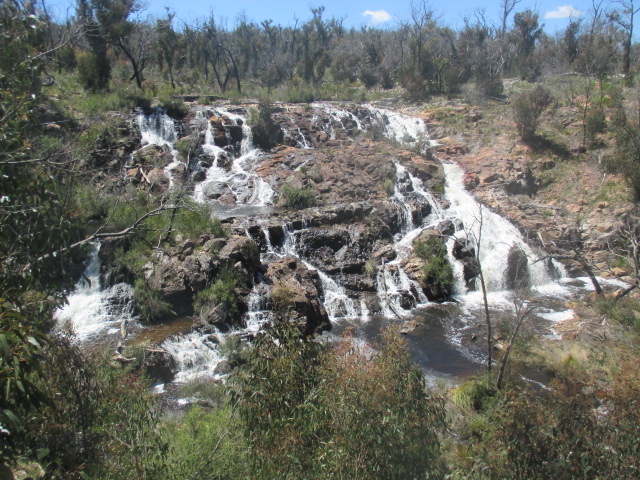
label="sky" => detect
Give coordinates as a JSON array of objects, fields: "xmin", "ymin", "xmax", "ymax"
[{"xmin": 46, "ymin": 0, "xmax": 596, "ymax": 37}]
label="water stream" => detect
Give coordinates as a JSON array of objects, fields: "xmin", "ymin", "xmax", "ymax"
[{"xmin": 58, "ymin": 102, "xmax": 620, "ymax": 388}]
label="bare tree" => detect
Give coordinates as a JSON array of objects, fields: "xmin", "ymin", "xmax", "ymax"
[
  {"xmin": 495, "ymin": 294, "xmax": 536, "ymax": 389},
  {"xmin": 499, "ymin": 0, "xmax": 521, "ymax": 38},
  {"xmin": 608, "ymin": 0, "xmax": 640, "ymax": 78}
]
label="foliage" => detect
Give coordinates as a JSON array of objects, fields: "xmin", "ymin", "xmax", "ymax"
[
  {"xmin": 231, "ymin": 322, "xmax": 447, "ymax": 479},
  {"xmin": 194, "ymin": 266, "xmax": 243, "ymax": 321},
  {"xmin": 455, "ymin": 366, "xmax": 640, "ymax": 479},
  {"xmin": 0, "ymin": 4, "xmax": 85, "ymax": 304},
  {"xmin": 415, "ymin": 236, "xmax": 454, "ymax": 300},
  {"xmin": 249, "ymin": 99, "xmax": 283, "ymax": 149},
  {"xmin": 160, "ymin": 96, "xmax": 188, "ymax": 119},
  {"xmin": 161, "ymin": 405, "xmax": 249, "ymax": 480},
  {"xmin": 511, "ymin": 85, "xmax": 553, "ymax": 141},
  {"xmin": 0, "ymin": 301, "xmax": 49, "ymax": 463},
  {"xmin": 278, "ymin": 183, "xmax": 317, "ymax": 209},
  {"xmin": 19, "ymin": 334, "xmax": 168, "ymax": 479},
  {"xmin": 134, "ymin": 278, "xmax": 173, "ymax": 322},
  {"xmin": 596, "ymin": 296, "xmax": 640, "ymax": 334},
  {"xmin": 585, "ymin": 105, "xmax": 607, "ymax": 148},
  {"xmin": 604, "ymin": 106, "xmax": 640, "ymax": 200}
]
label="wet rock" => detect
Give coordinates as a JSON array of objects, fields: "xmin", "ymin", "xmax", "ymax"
[
  {"xmin": 142, "ymin": 347, "xmax": 176, "ymax": 384},
  {"xmin": 192, "ymin": 170, "xmax": 206, "ymax": 182},
  {"xmin": 202, "ymin": 181, "xmax": 231, "ymax": 199},
  {"xmin": 262, "ymin": 256, "xmax": 330, "ymax": 335},
  {"xmin": 504, "ymin": 165, "xmax": 537, "ymax": 196},
  {"xmin": 505, "ymin": 246, "xmax": 530, "ymax": 290},
  {"xmin": 147, "ymin": 168, "xmax": 170, "ymax": 195},
  {"xmin": 218, "ymin": 236, "xmax": 260, "ymax": 271},
  {"xmin": 400, "ymin": 320, "xmax": 420, "ymax": 334},
  {"xmin": 213, "ymin": 360, "xmax": 232, "ymax": 375}
]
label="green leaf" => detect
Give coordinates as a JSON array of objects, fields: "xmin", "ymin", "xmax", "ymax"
[{"xmin": 0, "ymin": 334, "xmax": 8, "ymax": 358}]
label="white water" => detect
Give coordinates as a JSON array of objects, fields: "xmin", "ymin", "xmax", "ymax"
[
  {"xmin": 443, "ymin": 162, "xmax": 558, "ymax": 293},
  {"xmin": 66, "ymin": 103, "xmax": 629, "ymax": 387},
  {"xmin": 264, "ymin": 222, "xmax": 363, "ymax": 321},
  {"xmin": 137, "ymin": 109, "xmax": 184, "ymax": 189},
  {"xmin": 194, "ymin": 108, "xmax": 275, "ymax": 206},
  {"xmin": 54, "ymin": 244, "xmax": 136, "ymax": 341},
  {"xmin": 363, "ymin": 105, "xmax": 434, "ymax": 153}
]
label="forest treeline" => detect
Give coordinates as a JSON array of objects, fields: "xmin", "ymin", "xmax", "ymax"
[
  {"xmin": 36, "ymin": 0, "xmax": 640, "ymax": 99},
  {"xmin": 2, "ymin": 0, "xmax": 640, "ymax": 478}
]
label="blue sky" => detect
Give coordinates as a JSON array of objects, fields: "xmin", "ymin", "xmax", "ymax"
[{"xmin": 46, "ymin": 0, "xmax": 596, "ymax": 37}]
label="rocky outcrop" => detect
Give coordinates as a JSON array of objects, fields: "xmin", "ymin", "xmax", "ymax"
[
  {"xmin": 143, "ymin": 236, "xmax": 260, "ymax": 319},
  {"xmin": 262, "ymin": 256, "xmax": 331, "ymax": 335}
]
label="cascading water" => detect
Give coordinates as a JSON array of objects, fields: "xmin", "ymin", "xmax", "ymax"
[
  {"xmin": 137, "ymin": 108, "xmax": 185, "ymax": 189},
  {"xmin": 65, "ymin": 102, "xmax": 613, "ymax": 390},
  {"xmin": 193, "ymin": 107, "xmax": 275, "ymax": 207},
  {"xmin": 443, "ymin": 162, "xmax": 558, "ymax": 293},
  {"xmin": 54, "ymin": 244, "xmax": 136, "ymax": 341},
  {"xmin": 261, "ymin": 222, "xmax": 362, "ymax": 321}
]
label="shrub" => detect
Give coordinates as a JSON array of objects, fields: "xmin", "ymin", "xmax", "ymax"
[
  {"xmin": 604, "ymin": 109, "xmax": 640, "ymax": 200},
  {"xmin": 194, "ymin": 267, "xmax": 242, "ymax": 322},
  {"xmin": 77, "ymin": 51, "xmax": 110, "ymax": 92},
  {"xmin": 414, "ymin": 236, "xmax": 454, "ymax": 300},
  {"xmin": 161, "ymin": 406, "xmax": 248, "ymax": 480},
  {"xmin": 456, "ymin": 367, "xmax": 640, "ymax": 480},
  {"xmin": 160, "ymin": 96, "xmax": 188, "ymax": 119},
  {"xmin": 134, "ymin": 278, "xmax": 173, "ymax": 322},
  {"xmin": 511, "ymin": 85, "xmax": 553, "ymax": 141},
  {"xmin": 231, "ymin": 323, "xmax": 447, "ymax": 479},
  {"xmin": 278, "ymin": 183, "xmax": 317, "ymax": 209},
  {"xmin": 22, "ymin": 334, "xmax": 168, "ymax": 479},
  {"xmin": 585, "ymin": 105, "xmax": 607, "ymax": 148},
  {"xmin": 249, "ymin": 99, "xmax": 284, "ymax": 149},
  {"xmin": 596, "ymin": 296, "xmax": 640, "ymax": 334}
]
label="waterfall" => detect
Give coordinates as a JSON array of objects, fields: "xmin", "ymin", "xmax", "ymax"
[
  {"xmin": 259, "ymin": 222, "xmax": 362, "ymax": 321},
  {"xmin": 443, "ymin": 162, "xmax": 556, "ymax": 292},
  {"xmin": 363, "ymin": 105, "xmax": 434, "ymax": 153},
  {"xmin": 303, "ymin": 261, "xmax": 360, "ymax": 320},
  {"xmin": 138, "ymin": 109, "xmax": 177, "ymax": 146},
  {"xmin": 54, "ymin": 244, "xmax": 136, "ymax": 341},
  {"xmin": 137, "ymin": 109, "xmax": 184, "ymax": 189},
  {"xmin": 162, "ymin": 332, "xmax": 224, "ymax": 382},
  {"xmin": 193, "ymin": 107, "xmax": 275, "ymax": 206}
]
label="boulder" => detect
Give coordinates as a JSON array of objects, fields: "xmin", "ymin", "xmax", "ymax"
[
  {"xmin": 263, "ymin": 256, "xmax": 331, "ymax": 335},
  {"xmin": 147, "ymin": 168, "xmax": 170, "ymax": 195},
  {"xmin": 202, "ymin": 181, "xmax": 231, "ymax": 199}
]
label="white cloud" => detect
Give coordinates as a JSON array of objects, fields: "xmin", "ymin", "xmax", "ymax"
[
  {"xmin": 544, "ymin": 5, "xmax": 583, "ymax": 19},
  {"xmin": 362, "ymin": 10, "xmax": 392, "ymax": 25}
]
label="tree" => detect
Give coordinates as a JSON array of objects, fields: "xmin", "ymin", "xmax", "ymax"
[
  {"xmin": 511, "ymin": 85, "xmax": 552, "ymax": 141},
  {"xmin": 499, "ymin": 0, "xmax": 521, "ymax": 38},
  {"xmin": 511, "ymin": 9, "xmax": 543, "ymax": 80},
  {"xmin": 495, "ymin": 295, "xmax": 535, "ymax": 389},
  {"xmin": 77, "ymin": 0, "xmax": 150, "ymax": 89},
  {"xmin": 608, "ymin": 0, "xmax": 640, "ymax": 79},
  {"xmin": 231, "ymin": 321, "xmax": 447, "ymax": 479}
]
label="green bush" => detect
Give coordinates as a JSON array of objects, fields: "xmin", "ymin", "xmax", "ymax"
[
  {"xmin": 194, "ymin": 267, "xmax": 242, "ymax": 321},
  {"xmin": 174, "ymin": 202, "xmax": 226, "ymax": 239},
  {"xmin": 278, "ymin": 183, "xmax": 317, "ymax": 209},
  {"xmin": 511, "ymin": 85, "xmax": 553, "ymax": 141},
  {"xmin": 160, "ymin": 96, "xmax": 188, "ymax": 119},
  {"xmin": 455, "ymin": 368, "xmax": 640, "ymax": 480},
  {"xmin": 231, "ymin": 323, "xmax": 447, "ymax": 479},
  {"xmin": 596, "ymin": 296, "xmax": 640, "ymax": 334},
  {"xmin": 134, "ymin": 278, "xmax": 173, "ymax": 322},
  {"xmin": 161, "ymin": 406, "xmax": 249, "ymax": 480},
  {"xmin": 585, "ymin": 105, "xmax": 607, "ymax": 148},
  {"xmin": 22, "ymin": 334, "xmax": 168, "ymax": 479},
  {"xmin": 414, "ymin": 236, "xmax": 454, "ymax": 300}
]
